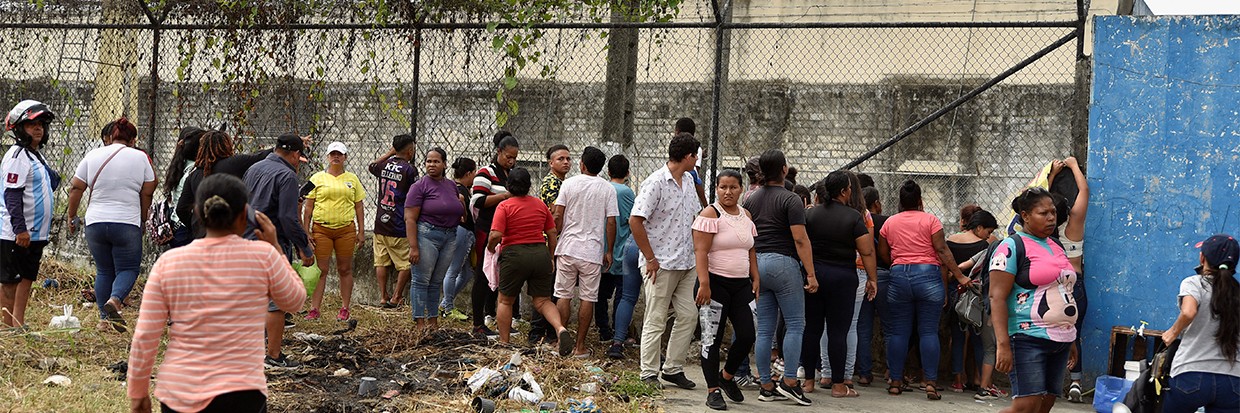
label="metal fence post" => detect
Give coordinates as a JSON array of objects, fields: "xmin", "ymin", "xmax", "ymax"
[
  {"xmin": 410, "ymin": 25, "xmax": 421, "ymax": 152},
  {"xmin": 707, "ymin": 0, "xmax": 732, "ymax": 203}
]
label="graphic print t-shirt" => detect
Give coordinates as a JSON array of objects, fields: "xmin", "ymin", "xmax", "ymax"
[
  {"xmin": 989, "ymin": 231, "xmax": 1078, "ymax": 342},
  {"xmin": 368, "ymin": 157, "xmax": 417, "ymax": 237}
]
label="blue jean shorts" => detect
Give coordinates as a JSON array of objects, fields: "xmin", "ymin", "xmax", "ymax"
[{"xmin": 1008, "ymin": 333, "xmax": 1072, "ymax": 398}]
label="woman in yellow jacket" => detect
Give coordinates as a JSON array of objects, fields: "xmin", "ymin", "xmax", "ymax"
[{"xmin": 303, "ymin": 141, "xmax": 366, "ymax": 321}]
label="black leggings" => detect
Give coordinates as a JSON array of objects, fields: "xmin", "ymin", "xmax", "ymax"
[
  {"xmin": 701, "ymin": 274, "xmax": 757, "ymax": 389},
  {"xmin": 161, "ymin": 390, "xmax": 265, "ymax": 413},
  {"xmin": 802, "ymin": 262, "xmax": 859, "ymax": 384}
]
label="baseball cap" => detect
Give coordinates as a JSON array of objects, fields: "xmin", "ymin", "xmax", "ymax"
[
  {"xmin": 326, "ymin": 141, "xmax": 348, "ymax": 155},
  {"xmin": 276, "ymin": 133, "xmax": 304, "ymax": 152},
  {"xmin": 1197, "ymin": 234, "xmax": 1239, "ymax": 271}
]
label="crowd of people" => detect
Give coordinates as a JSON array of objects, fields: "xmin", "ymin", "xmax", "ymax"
[{"xmin": 1, "ymin": 99, "xmax": 1238, "ymax": 413}]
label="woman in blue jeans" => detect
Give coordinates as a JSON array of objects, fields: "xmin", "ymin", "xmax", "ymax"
[
  {"xmin": 439, "ymin": 157, "xmax": 477, "ymax": 320},
  {"xmin": 404, "ymin": 148, "xmax": 463, "ymax": 330},
  {"xmin": 606, "ymin": 237, "xmax": 643, "ymax": 359},
  {"xmin": 854, "ymin": 186, "xmax": 889, "ymax": 386},
  {"xmin": 66, "ymin": 117, "xmax": 156, "ymax": 333},
  {"xmin": 742, "ymin": 149, "xmax": 817, "ymax": 406},
  {"xmin": 877, "ymin": 180, "xmax": 969, "ymax": 400},
  {"xmin": 1161, "ymin": 234, "xmax": 1240, "ymax": 413}
]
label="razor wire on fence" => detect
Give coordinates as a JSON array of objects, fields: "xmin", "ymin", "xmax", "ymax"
[{"xmin": 0, "ymin": 0, "xmax": 1088, "ymax": 263}]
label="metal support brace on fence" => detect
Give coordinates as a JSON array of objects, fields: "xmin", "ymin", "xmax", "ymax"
[
  {"xmin": 707, "ymin": 0, "xmax": 730, "ymax": 204},
  {"xmin": 1076, "ymin": 0, "xmax": 1088, "ymax": 60},
  {"xmin": 841, "ymin": 30, "xmax": 1080, "ymax": 171}
]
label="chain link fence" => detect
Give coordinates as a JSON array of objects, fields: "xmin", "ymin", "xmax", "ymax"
[{"xmin": 0, "ymin": 0, "xmax": 1086, "ymax": 263}]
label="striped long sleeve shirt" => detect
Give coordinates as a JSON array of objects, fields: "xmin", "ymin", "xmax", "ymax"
[{"xmin": 127, "ymin": 235, "xmax": 306, "ymax": 411}]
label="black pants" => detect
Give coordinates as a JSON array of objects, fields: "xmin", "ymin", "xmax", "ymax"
[
  {"xmin": 161, "ymin": 390, "xmax": 265, "ymax": 413},
  {"xmin": 471, "ymin": 241, "xmax": 517, "ymax": 328},
  {"xmin": 802, "ymin": 262, "xmax": 859, "ymax": 384},
  {"xmin": 701, "ymin": 274, "xmax": 757, "ymax": 389},
  {"xmin": 594, "ymin": 272, "xmax": 621, "ymax": 339}
]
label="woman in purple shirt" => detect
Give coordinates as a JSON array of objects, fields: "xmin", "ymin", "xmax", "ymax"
[{"xmin": 404, "ymin": 148, "xmax": 465, "ymax": 329}]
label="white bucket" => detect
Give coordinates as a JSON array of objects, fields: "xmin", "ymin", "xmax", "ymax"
[{"xmin": 1124, "ymin": 360, "xmax": 1142, "ymax": 381}]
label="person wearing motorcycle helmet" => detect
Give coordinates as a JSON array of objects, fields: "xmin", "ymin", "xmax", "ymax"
[{"xmin": 0, "ymin": 99, "xmax": 59, "ymax": 328}]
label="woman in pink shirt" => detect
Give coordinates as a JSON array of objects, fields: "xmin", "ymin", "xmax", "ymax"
[
  {"xmin": 693, "ymin": 170, "xmax": 759, "ymax": 411},
  {"xmin": 877, "ymin": 180, "xmax": 970, "ymax": 400},
  {"xmin": 128, "ymin": 174, "xmax": 307, "ymax": 413}
]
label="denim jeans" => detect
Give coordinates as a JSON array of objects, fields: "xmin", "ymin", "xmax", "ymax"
[
  {"xmin": 410, "ymin": 222, "xmax": 458, "ymax": 319},
  {"xmin": 755, "ymin": 253, "xmax": 806, "ymax": 384},
  {"xmin": 85, "ymin": 223, "xmax": 143, "ymax": 319},
  {"xmin": 1008, "ymin": 334, "xmax": 1071, "ymax": 397},
  {"xmin": 854, "ymin": 268, "xmax": 889, "ymax": 379},
  {"xmin": 885, "ymin": 263, "xmax": 945, "ymax": 382},
  {"xmin": 612, "ymin": 238, "xmax": 642, "ymax": 343},
  {"xmin": 1165, "ymin": 372, "xmax": 1240, "ymax": 413},
  {"xmin": 439, "ymin": 226, "xmax": 475, "ymax": 311}
]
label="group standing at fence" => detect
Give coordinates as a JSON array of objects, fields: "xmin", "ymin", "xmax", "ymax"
[{"xmin": 1, "ymin": 99, "xmax": 1238, "ymax": 413}]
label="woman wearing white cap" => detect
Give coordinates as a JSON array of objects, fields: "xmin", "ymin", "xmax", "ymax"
[{"xmin": 303, "ymin": 141, "xmax": 366, "ymax": 321}]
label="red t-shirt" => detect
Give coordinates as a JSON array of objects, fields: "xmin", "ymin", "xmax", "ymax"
[{"xmin": 491, "ymin": 195, "xmax": 555, "ymax": 246}]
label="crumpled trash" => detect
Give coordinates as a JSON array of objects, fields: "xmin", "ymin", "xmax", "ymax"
[
  {"xmin": 42, "ymin": 375, "xmax": 72, "ymax": 386},
  {"xmin": 467, "ymin": 368, "xmax": 503, "ymax": 394},
  {"xmin": 333, "ymin": 368, "xmax": 352, "ymax": 377},
  {"xmin": 507, "ymin": 372, "xmax": 544, "ymax": 404},
  {"xmin": 578, "ymin": 382, "xmax": 598, "ymax": 394},
  {"xmin": 292, "ymin": 332, "xmax": 325, "ymax": 342},
  {"xmin": 566, "ymin": 397, "xmax": 599, "ymax": 413}
]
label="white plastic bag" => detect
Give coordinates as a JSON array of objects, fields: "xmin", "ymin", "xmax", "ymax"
[
  {"xmin": 698, "ymin": 300, "xmax": 724, "ymax": 358},
  {"xmin": 466, "ymin": 368, "xmax": 502, "ymax": 394},
  {"xmin": 49, "ymin": 305, "xmax": 81, "ymax": 332},
  {"xmin": 508, "ymin": 372, "xmax": 544, "ymax": 404}
]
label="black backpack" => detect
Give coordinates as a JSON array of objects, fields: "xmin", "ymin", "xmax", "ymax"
[
  {"xmin": 1123, "ymin": 339, "xmax": 1181, "ymax": 413},
  {"xmin": 978, "ymin": 233, "xmax": 1065, "ymax": 315}
]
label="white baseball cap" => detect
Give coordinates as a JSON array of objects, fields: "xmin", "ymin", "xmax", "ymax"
[{"xmin": 326, "ymin": 141, "xmax": 348, "ymax": 155}]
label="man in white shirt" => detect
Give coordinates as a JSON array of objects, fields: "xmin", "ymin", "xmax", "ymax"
[
  {"xmin": 632, "ymin": 133, "xmax": 702, "ymax": 389},
  {"xmin": 552, "ymin": 146, "xmax": 618, "ymax": 357}
]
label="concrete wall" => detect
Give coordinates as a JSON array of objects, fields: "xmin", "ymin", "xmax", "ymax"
[{"xmin": 1083, "ymin": 15, "xmax": 1240, "ymax": 380}]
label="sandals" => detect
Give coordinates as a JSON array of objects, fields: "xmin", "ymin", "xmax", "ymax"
[
  {"xmin": 832, "ymin": 387, "xmax": 860, "ymax": 398},
  {"xmin": 858, "ymin": 376, "xmax": 873, "ymax": 387},
  {"xmin": 888, "ymin": 383, "xmax": 903, "ymax": 396},
  {"xmin": 926, "ymin": 383, "xmax": 943, "ymax": 401}
]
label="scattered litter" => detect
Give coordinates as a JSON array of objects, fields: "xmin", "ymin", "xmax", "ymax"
[
  {"xmin": 578, "ymin": 382, "xmax": 598, "ymax": 394},
  {"xmin": 565, "ymin": 397, "xmax": 599, "ymax": 413},
  {"xmin": 381, "ymin": 390, "xmax": 400, "ymax": 399},
  {"xmin": 106, "ymin": 361, "xmax": 128, "ymax": 381},
  {"xmin": 48, "ymin": 305, "xmax": 81, "ymax": 332},
  {"xmin": 331, "ymin": 319, "xmax": 359, "ymax": 335},
  {"xmin": 471, "ymin": 396, "xmax": 496, "ymax": 413},
  {"xmin": 467, "ymin": 368, "xmax": 503, "ymax": 394},
  {"xmin": 333, "ymin": 368, "xmax": 352, "ymax": 377},
  {"xmin": 538, "ymin": 401, "xmax": 557, "ymax": 412},
  {"xmin": 42, "ymin": 375, "xmax": 71, "ymax": 387},
  {"xmin": 357, "ymin": 377, "xmax": 378, "ymax": 396},
  {"xmin": 508, "ymin": 372, "xmax": 544, "ymax": 404},
  {"xmin": 41, "ymin": 278, "xmax": 59, "ymax": 289},
  {"xmin": 292, "ymin": 332, "xmax": 325, "ymax": 342}
]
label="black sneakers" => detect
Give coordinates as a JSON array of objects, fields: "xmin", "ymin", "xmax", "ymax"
[
  {"xmin": 606, "ymin": 342, "xmax": 625, "ymax": 359},
  {"xmin": 776, "ymin": 380, "xmax": 812, "ymax": 406},
  {"xmin": 264, "ymin": 353, "xmax": 300, "ymax": 369},
  {"xmin": 719, "ymin": 373, "xmax": 745, "ymax": 402},
  {"xmin": 662, "ymin": 372, "xmax": 697, "ymax": 389},
  {"xmin": 706, "ymin": 389, "xmax": 728, "ymax": 411},
  {"xmin": 758, "ymin": 386, "xmax": 787, "ymax": 402},
  {"xmin": 473, "ymin": 325, "xmax": 499, "ymax": 339}
]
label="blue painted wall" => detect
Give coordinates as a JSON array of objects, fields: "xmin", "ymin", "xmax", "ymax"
[{"xmin": 1085, "ymin": 15, "xmax": 1240, "ymax": 380}]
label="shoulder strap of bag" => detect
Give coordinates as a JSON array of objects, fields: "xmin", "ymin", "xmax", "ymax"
[{"xmin": 89, "ymin": 146, "xmax": 126, "ymax": 192}]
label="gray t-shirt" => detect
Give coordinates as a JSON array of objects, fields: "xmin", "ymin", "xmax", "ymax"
[{"xmin": 1171, "ymin": 275, "xmax": 1240, "ymax": 378}]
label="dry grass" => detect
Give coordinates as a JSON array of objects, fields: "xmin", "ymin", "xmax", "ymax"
[{"xmin": 0, "ymin": 259, "xmax": 665, "ymax": 413}]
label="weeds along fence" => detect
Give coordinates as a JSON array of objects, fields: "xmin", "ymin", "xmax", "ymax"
[{"xmin": 0, "ymin": 0, "xmax": 1088, "ymax": 263}]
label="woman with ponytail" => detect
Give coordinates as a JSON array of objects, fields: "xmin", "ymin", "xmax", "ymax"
[
  {"xmin": 1161, "ymin": 234, "xmax": 1240, "ymax": 413},
  {"xmin": 128, "ymin": 174, "xmax": 306, "ymax": 413},
  {"xmin": 66, "ymin": 117, "xmax": 157, "ymax": 332}
]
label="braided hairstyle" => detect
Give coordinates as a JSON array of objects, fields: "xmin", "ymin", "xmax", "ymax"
[{"xmin": 195, "ymin": 130, "xmax": 235, "ymax": 177}]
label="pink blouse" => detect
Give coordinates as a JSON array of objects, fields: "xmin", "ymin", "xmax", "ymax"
[{"xmin": 693, "ymin": 205, "xmax": 757, "ymax": 278}]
